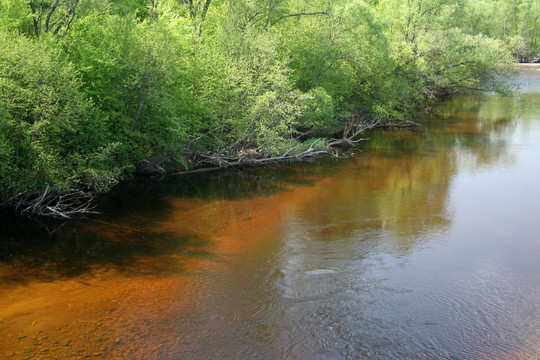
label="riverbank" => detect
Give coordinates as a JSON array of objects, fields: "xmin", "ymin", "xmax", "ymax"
[
  {"xmin": 0, "ymin": 1, "xmax": 515, "ymax": 219},
  {"xmin": 0, "ymin": 118, "xmax": 423, "ymax": 220},
  {"xmin": 2, "ymin": 81, "xmax": 540, "ymax": 358}
]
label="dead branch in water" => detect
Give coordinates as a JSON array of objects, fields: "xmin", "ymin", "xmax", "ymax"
[
  {"xmin": 326, "ymin": 112, "xmax": 380, "ymax": 148},
  {"xmin": 327, "ymin": 112, "xmax": 421, "ymax": 148},
  {"xmin": 3, "ymin": 186, "xmax": 98, "ymax": 219},
  {"xmin": 170, "ymin": 114, "xmax": 421, "ymax": 176},
  {"xmin": 171, "ymin": 138, "xmax": 328, "ymax": 176}
]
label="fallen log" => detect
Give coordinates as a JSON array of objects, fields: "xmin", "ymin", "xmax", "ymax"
[{"xmin": 171, "ymin": 139, "xmax": 328, "ymax": 176}]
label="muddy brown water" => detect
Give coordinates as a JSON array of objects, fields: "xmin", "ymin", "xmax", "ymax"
[{"xmin": 1, "ymin": 67, "xmax": 540, "ymax": 359}]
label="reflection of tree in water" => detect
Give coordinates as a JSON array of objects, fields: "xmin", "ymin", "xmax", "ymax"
[
  {"xmin": 292, "ymin": 146, "xmax": 454, "ymax": 255},
  {"xmin": 97, "ymin": 158, "xmax": 345, "ymax": 216},
  {"xmin": 435, "ymin": 94, "xmax": 519, "ymax": 170},
  {"xmin": 0, "ymin": 214, "xmax": 217, "ymax": 284},
  {"xmin": 1, "ymin": 92, "xmax": 531, "ymax": 282},
  {"xmin": 303, "ymin": 93, "xmax": 522, "ymax": 253}
]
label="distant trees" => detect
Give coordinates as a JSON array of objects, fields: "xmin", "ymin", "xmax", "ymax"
[
  {"xmin": 458, "ymin": 0, "xmax": 540, "ymax": 60},
  {"xmin": 0, "ymin": 0, "xmax": 520, "ymax": 216}
]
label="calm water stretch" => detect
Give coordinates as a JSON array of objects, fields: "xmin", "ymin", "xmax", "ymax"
[{"xmin": 1, "ymin": 67, "xmax": 540, "ymax": 360}]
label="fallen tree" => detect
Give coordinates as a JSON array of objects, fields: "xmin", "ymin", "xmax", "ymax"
[{"xmin": 171, "ymin": 138, "xmax": 330, "ymax": 176}]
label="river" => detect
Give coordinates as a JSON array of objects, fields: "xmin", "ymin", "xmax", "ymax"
[{"xmin": 1, "ymin": 67, "xmax": 540, "ymax": 359}]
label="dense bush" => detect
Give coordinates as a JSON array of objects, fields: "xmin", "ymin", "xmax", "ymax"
[{"xmin": 0, "ymin": 0, "xmax": 517, "ymax": 214}]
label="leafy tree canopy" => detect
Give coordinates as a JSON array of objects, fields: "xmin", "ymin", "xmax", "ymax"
[{"xmin": 0, "ymin": 0, "xmax": 520, "ymax": 215}]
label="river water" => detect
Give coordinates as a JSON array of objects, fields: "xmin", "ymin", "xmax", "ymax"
[{"xmin": 1, "ymin": 67, "xmax": 540, "ymax": 359}]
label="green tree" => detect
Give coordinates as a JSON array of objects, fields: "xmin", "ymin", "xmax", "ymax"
[
  {"xmin": 378, "ymin": 0, "xmax": 513, "ymax": 97},
  {"xmin": 0, "ymin": 29, "xmax": 120, "ymax": 203}
]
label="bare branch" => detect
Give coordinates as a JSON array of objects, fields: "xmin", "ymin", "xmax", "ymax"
[
  {"xmin": 275, "ymin": 12, "xmax": 329, "ymax": 23},
  {"xmin": 245, "ymin": 8, "xmax": 264, "ymax": 28},
  {"xmin": 154, "ymin": 124, "xmax": 227, "ymax": 167},
  {"xmin": 4, "ymin": 186, "xmax": 98, "ymax": 219}
]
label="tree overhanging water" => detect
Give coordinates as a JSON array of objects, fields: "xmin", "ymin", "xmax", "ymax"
[{"xmin": 0, "ymin": 0, "xmax": 528, "ymax": 217}]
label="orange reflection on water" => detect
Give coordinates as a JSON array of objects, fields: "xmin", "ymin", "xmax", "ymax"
[
  {"xmin": 0, "ymin": 151, "xmax": 453, "ymax": 359},
  {"xmin": 0, "ymin": 175, "xmax": 330, "ymax": 359},
  {"xmin": 0, "ymin": 92, "xmax": 532, "ymax": 359}
]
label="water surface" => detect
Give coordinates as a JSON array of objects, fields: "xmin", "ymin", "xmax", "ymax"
[{"xmin": 1, "ymin": 68, "xmax": 540, "ymax": 359}]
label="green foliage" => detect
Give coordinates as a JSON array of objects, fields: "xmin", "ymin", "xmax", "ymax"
[
  {"xmin": 64, "ymin": 10, "xmax": 196, "ymax": 166},
  {"xmin": 378, "ymin": 0, "xmax": 514, "ymax": 99},
  {"xmin": 0, "ymin": 29, "xmax": 120, "ymax": 199},
  {"xmin": 0, "ymin": 0, "xmax": 34, "ymax": 35},
  {"xmin": 199, "ymin": 24, "xmax": 310, "ymax": 154},
  {"xmin": 419, "ymin": 29, "xmax": 512, "ymax": 94},
  {"xmin": 299, "ymin": 87, "xmax": 336, "ymax": 132},
  {"xmin": 0, "ymin": 0, "xmax": 518, "ymax": 210}
]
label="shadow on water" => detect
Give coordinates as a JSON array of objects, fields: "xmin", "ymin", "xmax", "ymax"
[
  {"xmin": 0, "ymin": 159, "xmax": 346, "ymax": 284},
  {"xmin": 110, "ymin": 158, "xmax": 342, "ymax": 199},
  {"xmin": 0, "ymin": 212, "xmax": 218, "ymax": 284},
  {"xmin": 95, "ymin": 158, "xmax": 346, "ymax": 222},
  {"xmin": 0, "ymin": 93, "xmax": 522, "ymax": 286}
]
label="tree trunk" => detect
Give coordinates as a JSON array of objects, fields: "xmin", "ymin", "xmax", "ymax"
[
  {"xmin": 198, "ymin": 0, "xmax": 212, "ymax": 34},
  {"xmin": 504, "ymin": 9, "xmax": 507, "ymax": 39},
  {"xmin": 532, "ymin": 3, "xmax": 538, "ymax": 51},
  {"xmin": 29, "ymin": 1, "xmax": 43, "ymax": 37},
  {"xmin": 45, "ymin": 0, "xmax": 60, "ymax": 33}
]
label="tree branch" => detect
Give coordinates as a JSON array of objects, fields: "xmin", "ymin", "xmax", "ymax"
[
  {"xmin": 45, "ymin": 0, "xmax": 60, "ymax": 33},
  {"xmin": 275, "ymin": 12, "xmax": 329, "ymax": 23}
]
